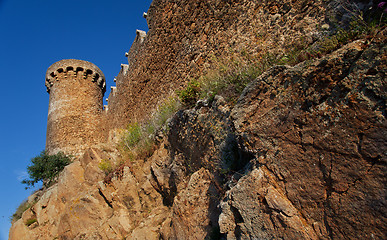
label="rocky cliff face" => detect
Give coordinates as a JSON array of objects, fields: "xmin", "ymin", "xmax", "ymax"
[
  {"xmin": 222, "ymin": 39, "xmax": 386, "ymax": 239},
  {"xmin": 9, "ymin": 37, "xmax": 386, "ymax": 239}
]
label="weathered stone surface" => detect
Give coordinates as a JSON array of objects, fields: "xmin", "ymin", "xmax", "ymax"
[
  {"xmin": 228, "ymin": 40, "xmax": 387, "ymax": 239},
  {"xmin": 170, "ymin": 168, "xmax": 220, "ymax": 239},
  {"xmin": 219, "ymin": 167, "xmax": 317, "ymax": 239},
  {"xmin": 9, "ymin": 149, "xmax": 125, "ymax": 240},
  {"xmin": 9, "ymin": 220, "xmax": 36, "ymax": 240},
  {"xmin": 81, "ymin": 148, "xmax": 110, "ymax": 184}
]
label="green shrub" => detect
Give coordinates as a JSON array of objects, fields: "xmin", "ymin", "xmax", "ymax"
[
  {"xmin": 177, "ymin": 80, "xmax": 201, "ymax": 106},
  {"xmin": 204, "ymin": 63, "xmax": 263, "ymax": 103},
  {"xmin": 123, "ymin": 122, "xmax": 142, "ymax": 150},
  {"xmin": 153, "ymin": 97, "xmax": 180, "ymax": 129},
  {"xmin": 98, "ymin": 159, "xmax": 113, "ymax": 175},
  {"xmin": 22, "ymin": 151, "xmax": 72, "ymax": 189},
  {"xmin": 25, "ymin": 218, "xmax": 37, "ymax": 226},
  {"xmin": 184, "ymin": 54, "xmax": 268, "ymax": 105},
  {"xmin": 293, "ymin": 5, "xmax": 386, "ymax": 63},
  {"xmin": 11, "ymin": 199, "xmax": 35, "ymax": 222},
  {"xmin": 120, "ymin": 97, "xmax": 181, "ymax": 161}
]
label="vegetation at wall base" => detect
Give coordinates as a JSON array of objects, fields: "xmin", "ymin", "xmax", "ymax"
[
  {"xmin": 122, "ymin": 122, "xmax": 142, "ymax": 150},
  {"xmin": 21, "ymin": 151, "xmax": 72, "ymax": 189},
  {"xmin": 177, "ymin": 80, "xmax": 201, "ymax": 107},
  {"xmin": 177, "ymin": 2, "xmax": 386, "ymax": 107},
  {"xmin": 106, "ymin": 97, "xmax": 181, "ymax": 183},
  {"xmin": 177, "ymin": 52, "xmax": 278, "ymax": 107},
  {"xmin": 286, "ymin": 1, "xmax": 387, "ymax": 64}
]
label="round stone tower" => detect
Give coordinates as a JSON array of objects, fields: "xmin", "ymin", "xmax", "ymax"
[{"xmin": 45, "ymin": 59, "xmax": 106, "ymax": 156}]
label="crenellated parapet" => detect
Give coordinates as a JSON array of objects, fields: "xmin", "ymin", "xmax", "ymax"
[
  {"xmin": 120, "ymin": 64, "xmax": 129, "ymax": 76},
  {"xmin": 126, "ymin": 30, "xmax": 147, "ymax": 68},
  {"xmin": 45, "ymin": 59, "xmax": 106, "ymax": 94}
]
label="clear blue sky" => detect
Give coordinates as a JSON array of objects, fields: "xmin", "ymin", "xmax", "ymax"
[{"xmin": 0, "ymin": 0, "xmax": 152, "ymax": 238}]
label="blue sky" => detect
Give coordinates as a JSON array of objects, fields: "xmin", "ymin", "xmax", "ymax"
[{"xmin": 0, "ymin": 0, "xmax": 152, "ymax": 238}]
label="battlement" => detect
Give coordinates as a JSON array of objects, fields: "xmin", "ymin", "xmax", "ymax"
[
  {"xmin": 120, "ymin": 64, "xmax": 129, "ymax": 76},
  {"xmin": 45, "ymin": 59, "xmax": 106, "ymax": 94},
  {"xmin": 135, "ymin": 30, "xmax": 146, "ymax": 43}
]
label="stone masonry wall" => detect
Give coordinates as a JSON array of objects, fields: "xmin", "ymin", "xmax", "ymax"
[
  {"xmin": 45, "ymin": 59, "xmax": 106, "ymax": 156},
  {"xmin": 105, "ymin": 0, "xmax": 333, "ymax": 132}
]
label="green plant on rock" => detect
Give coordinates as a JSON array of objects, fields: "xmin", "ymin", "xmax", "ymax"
[
  {"xmin": 120, "ymin": 121, "xmax": 147, "ymax": 161},
  {"xmin": 153, "ymin": 97, "xmax": 180, "ymax": 129},
  {"xmin": 119, "ymin": 97, "xmax": 181, "ymax": 163},
  {"xmin": 123, "ymin": 122, "xmax": 142, "ymax": 150},
  {"xmin": 22, "ymin": 151, "xmax": 72, "ymax": 189},
  {"xmin": 98, "ymin": 159, "xmax": 113, "ymax": 175},
  {"xmin": 193, "ymin": 55, "xmax": 267, "ymax": 105},
  {"xmin": 11, "ymin": 199, "xmax": 36, "ymax": 222},
  {"xmin": 177, "ymin": 80, "xmax": 201, "ymax": 106},
  {"xmin": 304, "ymin": 3, "xmax": 386, "ymax": 60},
  {"xmin": 273, "ymin": 2, "xmax": 387, "ymax": 66},
  {"xmin": 25, "ymin": 218, "xmax": 37, "ymax": 226}
]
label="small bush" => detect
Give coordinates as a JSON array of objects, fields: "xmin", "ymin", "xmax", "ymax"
[
  {"xmin": 177, "ymin": 80, "xmax": 201, "ymax": 106},
  {"xmin": 25, "ymin": 218, "xmax": 37, "ymax": 226},
  {"xmin": 292, "ymin": 3, "xmax": 386, "ymax": 62},
  {"xmin": 182, "ymin": 53, "xmax": 269, "ymax": 106},
  {"xmin": 123, "ymin": 122, "xmax": 142, "ymax": 150},
  {"xmin": 153, "ymin": 97, "xmax": 180, "ymax": 128},
  {"xmin": 11, "ymin": 199, "xmax": 36, "ymax": 222},
  {"xmin": 22, "ymin": 151, "xmax": 72, "ymax": 189},
  {"xmin": 98, "ymin": 159, "xmax": 113, "ymax": 175},
  {"xmin": 201, "ymin": 63, "xmax": 262, "ymax": 104},
  {"xmin": 119, "ymin": 97, "xmax": 181, "ymax": 163}
]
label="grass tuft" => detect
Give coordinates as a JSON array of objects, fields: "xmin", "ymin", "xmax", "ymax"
[
  {"xmin": 11, "ymin": 199, "xmax": 36, "ymax": 223},
  {"xmin": 98, "ymin": 159, "xmax": 114, "ymax": 175},
  {"xmin": 113, "ymin": 97, "xmax": 181, "ymax": 174},
  {"xmin": 25, "ymin": 218, "xmax": 37, "ymax": 227}
]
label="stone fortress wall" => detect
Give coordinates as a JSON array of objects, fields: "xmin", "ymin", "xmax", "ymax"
[
  {"xmin": 45, "ymin": 0, "xmax": 373, "ymax": 155},
  {"xmin": 103, "ymin": 0, "xmax": 332, "ymax": 134},
  {"xmin": 105, "ymin": 0, "xmax": 375, "ymax": 133}
]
